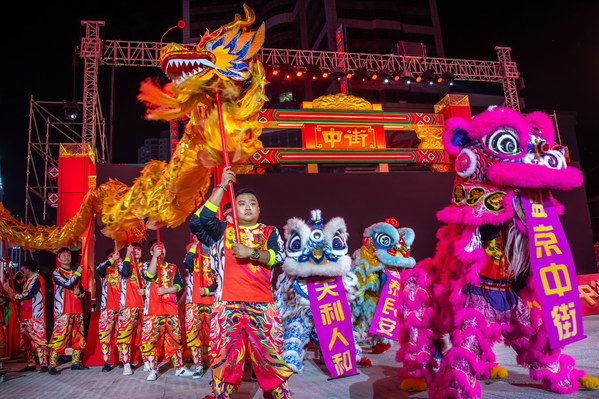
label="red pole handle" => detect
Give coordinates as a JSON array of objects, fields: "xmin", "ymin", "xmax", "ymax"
[{"xmin": 215, "ymin": 89, "xmax": 241, "ymax": 243}]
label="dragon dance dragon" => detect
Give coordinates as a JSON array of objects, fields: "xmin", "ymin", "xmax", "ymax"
[
  {"xmin": 0, "ymin": 5, "xmax": 266, "ymax": 249},
  {"xmin": 396, "ymin": 106, "xmax": 599, "ymax": 398}
]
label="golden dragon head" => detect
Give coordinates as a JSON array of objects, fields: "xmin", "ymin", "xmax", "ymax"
[{"xmin": 160, "ymin": 4, "xmax": 264, "ymax": 86}]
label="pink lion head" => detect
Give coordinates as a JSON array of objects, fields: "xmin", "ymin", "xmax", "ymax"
[{"xmin": 442, "ymin": 106, "xmax": 583, "ymax": 190}]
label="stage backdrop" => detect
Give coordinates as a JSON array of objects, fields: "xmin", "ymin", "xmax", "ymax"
[{"xmin": 94, "ymin": 162, "xmax": 597, "ymax": 303}]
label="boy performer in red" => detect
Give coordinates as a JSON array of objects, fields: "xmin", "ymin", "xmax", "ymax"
[
  {"xmin": 48, "ymin": 247, "xmax": 88, "ymax": 374},
  {"xmin": 141, "ymin": 240, "xmax": 194, "ymax": 381},
  {"xmin": 5, "ymin": 260, "xmax": 48, "ymax": 372},
  {"xmin": 184, "ymin": 235, "xmax": 218, "ymax": 378},
  {"xmin": 117, "ymin": 242, "xmax": 145, "ymax": 376},
  {"xmin": 97, "ymin": 248, "xmax": 122, "ymax": 372},
  {"xmin": 190, "ymin": 167, "xmax": 293, "ymax": 399}
]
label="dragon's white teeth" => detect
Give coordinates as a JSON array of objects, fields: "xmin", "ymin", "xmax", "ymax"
[{"xmin": 168, "ymin": 58, "xmax": 208, "ymax": 70}]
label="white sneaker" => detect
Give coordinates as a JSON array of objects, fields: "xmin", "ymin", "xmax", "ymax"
[
  {"xmin": 123, "ymin": 364, "xmax": 133, "ymax": 376},
  {"xmin": 143, "ymin": 361, "xmax": 150, "ymax": 372},
  {"xmin": 175, "ymin": 366, "xmax": 194, "ymax": 377},
  {"xmin": 192, "ymin": 365, "xmax": 203, "ymax": 379},
  {"xmin": 146, "ymin": 370, "xmax": 158, "ymax": 381}
]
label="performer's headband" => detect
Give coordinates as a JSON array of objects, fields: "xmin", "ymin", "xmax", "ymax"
[{"xmin": 56, "ymin": 247, "xmax": 72, "ymax": 256}]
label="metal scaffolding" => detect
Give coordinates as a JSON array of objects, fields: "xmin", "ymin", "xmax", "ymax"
[
  {"xmin": 101, "ymin": 39, "xmax": 520, "ymax": 110},
  {"xmin": 25, "ymin": 20, "xmax": 520, "ymax": 223}
]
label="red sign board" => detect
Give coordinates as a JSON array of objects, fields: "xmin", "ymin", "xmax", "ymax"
[{"xmin": 303, "ymin": 124, "xmax": 386, "ymax": 150}]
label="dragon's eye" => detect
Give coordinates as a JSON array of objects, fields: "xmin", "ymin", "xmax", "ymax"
[
  {"xmin": 485, "ymin": 128, "xmax": 522, "ymax": 156},
  {"xmin": 287, "ymin": 233, "xmax": 302, "ymax": 255},
  {"xmin": 374, "ymin": 232, "xmax": 393, "ymax": 249}
]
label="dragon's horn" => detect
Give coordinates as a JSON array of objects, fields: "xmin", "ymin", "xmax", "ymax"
[{"xmin": 221, "ymin": 4, "xmax": 256, "ymax": 32}]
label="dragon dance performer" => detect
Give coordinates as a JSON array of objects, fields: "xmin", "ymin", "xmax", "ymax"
[
  {"xmin": 184, "ymin": 234, "xmax": 218, "ymax": 378},
  {"xmin": 141, "ymin": 240, "xmax": 194, "ymax": 381},
  {"xmin": 97, "ymin": 248, "xmax": 122, "ymax": 372},
  {"xmin": 4, "ymin": 260, "xmax": 49, "ymax": 372},
  {"xmin": 48, "ymin": 247, "xmax": 88, "ymax": 374},
  {"xmin": 191, "ymin": 166, "xmax": 293, "ymax": 399},
  {"xmin": 117, "ymin": 242, "xmax": 146, "ymax": 376}
]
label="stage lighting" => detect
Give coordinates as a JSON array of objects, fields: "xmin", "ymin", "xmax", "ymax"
[
  {"xmin": 295, "ymin": 70, "xmax": 304, "ymax": 78},
  {"xmin": 271, "ymin": 68, "xmax": 280, "ymax": 77},
  {"xmin": 378, "ymin": 69, "xmax": 392, "ymax": 83},
  {"xmin": 401, "ymin": 71, "xmax": 414, "ymax": 84},
  {"xmin": 306, "ymin": 64, "xmax": 320, "ymax": 80},
  {"xmin": 330, "ymin": 67, "xmax": 345, "ymax": 79},
  {"xmin": 421, "ymin": 69, "xmax": 435, "ymax": 83},
  {"xmin": 321, "ymin": 71, "xmax": 330, "ymax": 78},
  {"xmin": 354, "ymin": 67, "xmax": 369, "ymax": 82},
  {"xmin": 440, "ymin": 71, "xmax": 455, "ymax": 86},
  {"xmin": 63, "ymin": 101, "xmax": 80, "ymax": 121}
]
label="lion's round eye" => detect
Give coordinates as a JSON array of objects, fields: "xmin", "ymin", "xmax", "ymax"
[
  {"xmin": 374, "ymin": 232, "xmax": 393, "ymax": 249},
  {"xmin": 287, "ymin": 233, "xmax": 302, "ymax": 254},
  {"xmin": 486, "ymin": 128, "xmax": 522, "ymax": 156},
  {"xmin": 330, "ymin": 231, "xmax": 347, "ymax": 256}
]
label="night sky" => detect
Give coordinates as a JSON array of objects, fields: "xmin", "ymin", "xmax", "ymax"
[{"xmin": 1, "ymin": 1, "xmax": 598, "ymax": 219}]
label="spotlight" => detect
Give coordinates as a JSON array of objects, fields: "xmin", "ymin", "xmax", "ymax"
[
  {"xmin": 354, "ymin": 67, "xmax": 369, "ymax": 82},
  {"xmin": 321, "ymin": 71, "xmax": 330, "ymax": 78},
  {"xmin": 379, "ymin": 69, "xmax": 392, "ymax": 83},
  {"xmin": 401, "ymin": 71, "xmax": 414, "ymax": 84},
  {"xmin": 370, "ymin": 73, "xmax": 378, "ymax": 80},
  {"xmin": 440, "ymin": 71, "xmax": 455, "ymax": 86},
  {"xmin": 346, "ymin": 72, "xmax": 354, "ymax": 79},
  {"xmin": 295, "ymin": 70, "xmax": 304, "ymax": 78},
  {"xmin": 63, "ymin": 101, "xmax": 80, "ymax": 121},
  {"xmin": 306, "ymin": 64, "xmax": 320, "ymax": 80},
  {"xmin": 415, "ymin": 75, "xmax": 423, "ymax": 83},
  {"xmin": 271, "ymin": 68, "xmax": 280, "ymax": 77},
  {"xmin": 421, "ymin": 69, "xmax": 436, "ymax": 83},
  {"xmin": 279, "ymin": 65, "xmax": 294, "ymax": 80},
  {"xmin": 330, "ymin": 67, "xmax": 345, "ymax": 79}
]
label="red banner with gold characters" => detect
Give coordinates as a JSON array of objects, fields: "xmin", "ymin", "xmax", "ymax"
[
  {"xmin": 306, "ymin": 275, "xmax": 358, "ymax": 379},
  {"xmin": 303, "ymin": 124, "xmax": 386, "ymax": 150},
  {"xmin": 522, "ymin": 190, "xmax": 585, "ymax": 348},
  {"xmin": 368, "ymin": 268, "xmax": 402, "ymax": 340}
]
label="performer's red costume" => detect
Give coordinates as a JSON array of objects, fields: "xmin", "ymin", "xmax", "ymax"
[
  {"xmin": 15, "ymin": 272, "xmax": 48, "ymax": 369},
  {"xmin": 184, "ymin": 241, "xmax": 216, "ymax": 376},
  {"xmin": 97, "ymin": 255, "xmax": 122, "ymax": 367}
]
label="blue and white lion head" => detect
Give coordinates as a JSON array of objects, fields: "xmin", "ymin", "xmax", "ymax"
[
  {"xmin": 361, "ymin": 218, "xmax": 416, "ymax": 269},
  {"xmin": 282, "ymin": 209, "xmax": 352, "ymax": 278}
]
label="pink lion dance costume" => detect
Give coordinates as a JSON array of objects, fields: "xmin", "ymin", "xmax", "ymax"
[{"xmin": 397, "ymin": 106, "xmax": 598, "ymax": 398}]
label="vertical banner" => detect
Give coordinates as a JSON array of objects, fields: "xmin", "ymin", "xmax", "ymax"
[
  {"xmin": 521, "ymin": 190, "xmax": 585, "ymax": 348},
  {"xmin": 335, "ymin": 24, "xmax": 349, "ymax": 95},
  {"xmin": 368, "ymin": 268, "xmax": 402, "ymax": 340},
  {"xmin": 306, "ymin": 275, "xmax": 358, "ymax": 379}
]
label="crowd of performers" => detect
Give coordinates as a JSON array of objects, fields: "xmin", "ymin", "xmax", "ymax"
[
  {"xmin": 0, "ymin": 166, "xmax": 294, "ymax": 398},
  {"xmin": 3, "ymin": 113, "xmax": 599, "ymax": 399}
]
